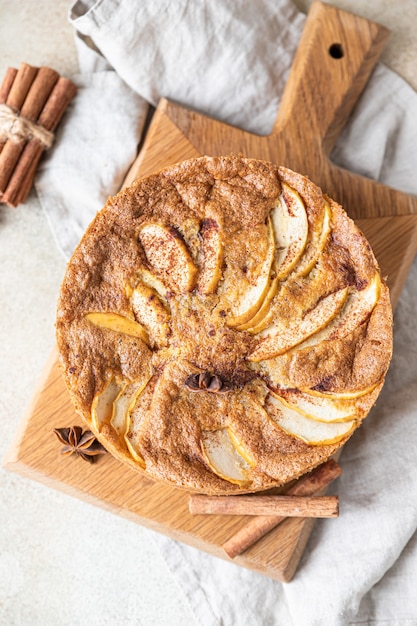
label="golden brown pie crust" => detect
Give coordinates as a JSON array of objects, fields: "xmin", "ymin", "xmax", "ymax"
[{"xmin": 56, "ymin": 156, "xmax": 393, "ymax": 494}]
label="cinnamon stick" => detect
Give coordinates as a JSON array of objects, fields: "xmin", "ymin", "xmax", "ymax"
[
  {"xmin": 5, "ymin": 63, "xmax": 38, "ymax": 111},
  {"xmin": 0, "ymin": 67, "xmax": 18, "ymax": 154},
  {"xmin": 222, "ymin": 459, "xmax": 342, "ymax": 558},
  {"xmin": 189, "ymin": 494, "xmax": 339, "ymax": 517},
  {"xmin": 0, "ymin": 66, "xmax": 59, "ymax": 194},
  {"xmin": 0, "ymin": 68, "xmax": 18, "ymax": 103},
  {"xmin": 2, "ymin": 76, "xmax": 77, "ymax": 207},
  {"xmin": 0, "ymin": 63, "xmax": 38, "ymax": 182}
]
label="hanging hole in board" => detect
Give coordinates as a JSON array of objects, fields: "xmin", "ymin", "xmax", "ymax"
[{"xmin": 329, "ymin": 43, "xmax": 344, "ymax": 59}]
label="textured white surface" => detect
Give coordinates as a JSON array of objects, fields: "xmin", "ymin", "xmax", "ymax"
[{"xmin": 1, "ymin": 1, "xmax": 417, "ymax": 625}]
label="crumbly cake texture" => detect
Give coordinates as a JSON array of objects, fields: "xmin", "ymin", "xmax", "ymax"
[{"xmin": 56, "ymin": 156, "xmax": 393, "ymax": 495}]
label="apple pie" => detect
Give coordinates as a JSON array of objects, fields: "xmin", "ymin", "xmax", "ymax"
[{"xmin": 56, "ymin": 155, "xmax": 393, "ymax": 494}]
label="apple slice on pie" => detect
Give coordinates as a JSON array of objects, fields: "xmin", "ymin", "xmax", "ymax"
[
  {"xmin": 197, "ymin": 218, "xmax": 224, "ymax": 295},
  {"xmin": 269, "ymin": 388, "xmax": 359, "ymax": 423},
  {"xmin": 137, "ymin": 268, "xmax": 169, "ymax": 303},
  {"xmin": 301, "ymin": 379, "xmax": 381, "ymax": 400},
  {"xmin": 266, "ymin": 393, "xmax": 356, "ymax": 445},
  {"xmin": 91, "ymin": 378, "xmax": 121, "ymax": 432},
  {"xmin": 235, "ymin": 270, "xmax": 280, "ymax": 332},
  {"xmin": 131, "ymin": 282, "xmax": 171, "ymax": 348},
  {"xmin": 123, "ymin": 378, "xmax": 156, "ymax": 469},
  {"xmin": 271, "ymin": 183, "xmax": 309, "ymax": 281},
  {"xmin": 110, "ymin": 376, "xmax": 152, "ymax": 438},
  {"xmin": 291, "ymin": 202, "xmax": 332, "ymax": 280},
  {"xmin": 296, "ymin": 274, "xmax": 381, "ymax": 350},
  {"xmin": 226, "ymin": 218, "xmax": 275, "ymax": 328},
  {"xmin": 201, "ymin": 428, "xmax": 253, "ymax": 486},
  {"xmin": 85, "ymin": 312, "xmax": 150, "ymax": 345},
  {"xmin": 139, "ymin": 222, "xmax": 198, "ymax": 293},
  {"xmin": 248, "ymin": 286, "xmax": 349, "ymax": 361}
]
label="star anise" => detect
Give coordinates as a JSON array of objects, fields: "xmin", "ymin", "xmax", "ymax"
[
  {"xmin": 53, "ymin": 426, "xmax": 107, "ymax": 464},
  {"xmin": 184, "ymin": 372, "xmax": 233, "ymax": 393}
]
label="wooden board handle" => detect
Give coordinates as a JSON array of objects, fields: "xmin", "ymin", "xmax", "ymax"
[{"xmin": 273, "ymin": 1, "xmax": 390, "ymax": 154}]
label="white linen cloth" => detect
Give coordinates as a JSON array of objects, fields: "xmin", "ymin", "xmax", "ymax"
[{"xmin": 34, "ymin": 0, "xmax": 417, "ymax": 623}]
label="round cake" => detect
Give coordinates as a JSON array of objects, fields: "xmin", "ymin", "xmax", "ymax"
[{"xmin": 56, "ymin": 155, "xmax": 393, "ymax": 494}]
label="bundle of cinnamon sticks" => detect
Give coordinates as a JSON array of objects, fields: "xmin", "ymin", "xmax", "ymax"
[
  {"xmin": 189, "ymin": 459, "xmax": 342, "ymax": 558},
  {"xmin": 0, "ymin": 62, "xmax": 77, "ymax": 207}
]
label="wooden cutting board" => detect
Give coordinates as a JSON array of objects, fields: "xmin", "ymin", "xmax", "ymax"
[{"xmin": 5, "ymin": 1, "xmax": 417, "ymax": 583}]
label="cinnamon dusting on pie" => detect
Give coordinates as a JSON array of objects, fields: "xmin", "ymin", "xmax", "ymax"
[{"xmin": 56, "ymin": 156, "xmax": 392, "ymax": 494}]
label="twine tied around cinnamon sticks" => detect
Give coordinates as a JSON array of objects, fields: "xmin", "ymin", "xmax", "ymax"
[
  {"xmin": 0, "ymin": 103, "xmax": 55, "ymax": 148},
  {"xmin": 0, "ymin": 63, "xmax": 77, "ymax": 207}
]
